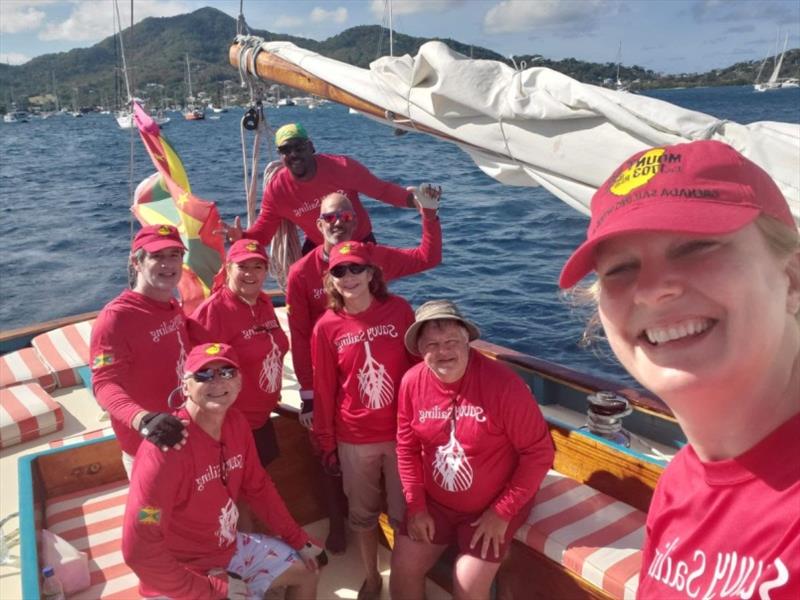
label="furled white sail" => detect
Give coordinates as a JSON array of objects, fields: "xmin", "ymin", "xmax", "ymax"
[{"xmin": 233, "ymin": 38, "xmax": 800, "ymax": 225}]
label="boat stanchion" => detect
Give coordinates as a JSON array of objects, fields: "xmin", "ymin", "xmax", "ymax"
[{"xmin": 582, "ymin": 391, "xmax": 633, "ymax": 447}]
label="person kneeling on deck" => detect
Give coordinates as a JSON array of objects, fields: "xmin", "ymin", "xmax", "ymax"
[
  {"xmin": 122, "ymin": 343, "xmax": 323, "ymax": 600},
  {"xmin": 91, "ymin": 224, "xmax": 192, "ymax": 479},
  {"xmin": 391, "ymin": 300, "xmax": 554, "ymax": 600}
]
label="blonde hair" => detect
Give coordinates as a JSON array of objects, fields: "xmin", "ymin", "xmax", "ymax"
[{"xmin": 567, "ymin": 214, "xmax": 800, "ymax": 344}]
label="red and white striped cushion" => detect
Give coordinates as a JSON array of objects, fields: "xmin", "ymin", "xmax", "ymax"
[
  {"xmin": 49, "ymin": 427, "xmax": 116, "ymax": 448},
  {"xmin": 0, "ymin": 383, "xmax": 64, "ymax": 448},
  {"xmin": 45, "ymin": 481, "xmax": 139, "ymax": 599},
  {"xmin": 32, "ymin": 320, "xmax": 94, "ymax": 388},
  {"xmin": 516, "ymin": 470, "xmax": 644, "ymax": 600},
  {"xmin": 0, "ymin": 347, "xmax": 57, "ymax": 391}
]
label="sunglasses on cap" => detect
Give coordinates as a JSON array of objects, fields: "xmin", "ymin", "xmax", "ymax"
[
  {"xmin": 319, "ymin": 209, "xmax": 355, "ymax": 225},
  {"xmin": 330, "ymin": 263, "xmax": 369, "ymax": 278},
  {"xmin": 277, "ymin": 141, "xmax": 308, "ymax": 155},
  {"xmin": 188, "ymin": 366, "xmax": 239, "ymax": 383}
]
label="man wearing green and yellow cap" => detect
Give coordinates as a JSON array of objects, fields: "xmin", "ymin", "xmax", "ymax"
[{"xmin": 222, "ymin": 122, "xmax": 431, "ymax": 255}]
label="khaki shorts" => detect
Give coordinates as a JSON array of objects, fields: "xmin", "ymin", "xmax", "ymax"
[{"xmin": 338, "ymin": 440, "xmax": 406, "ymax": 531}]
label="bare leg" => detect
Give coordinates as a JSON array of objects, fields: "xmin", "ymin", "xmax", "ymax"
[
  {"xmin": 355, "ymin": 527, "xmax": 383, "ymax": 594},
  {"xmin": 271, "ymin": 559, "xmax": 319, "ymax": 600},
  {"xmin": 389, "ymin": 534, "xmax": 448, "ymax": 600},
  {"xmin": 452, "ymin": 553, "xmax": 501, "ymax": 600}
]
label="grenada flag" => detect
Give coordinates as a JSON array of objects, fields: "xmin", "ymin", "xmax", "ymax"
[{"xmin": 131, "ymin": 101, "xmax": 224, "ymax": 314}]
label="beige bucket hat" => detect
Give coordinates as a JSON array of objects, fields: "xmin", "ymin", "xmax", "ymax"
[{"xmin": 404, "ymin": 299, "xmax": 480, "ymax": 356}]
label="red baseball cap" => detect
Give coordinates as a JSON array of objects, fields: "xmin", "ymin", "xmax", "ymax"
[
  {"xmin": 559, "ymin": 140, "xmax": 794, "ymax": 289},
  {"xmin": 184, "ymin": 343, "xmax": 240, "ymax": 375},
  {"xmin": 131, "ymin": 224, "xmax": 186, "ymax": 253},
  {"xmin": 227, "ymin": 239, "xmax": 268, "ymax": 264},
  {"xmin": 329, "ymin": 241, "xmax": 373, "ymax": 269}
]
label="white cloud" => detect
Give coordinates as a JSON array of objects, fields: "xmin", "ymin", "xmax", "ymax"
[
  {"xmin": 369, "ymin": 0, "xmax": 462, "ymax": 18},
  {"xmin": 273, "ymin": 15, "xmax": 305, "ymax": 29},
  {"xmin": 0, "ymin": 2, "xmax": 48, "ymax": 34},
  {"xmin": 484, "ymin": 0, "xmax": 610, "ymax": 34},
  {"xmin": 0, "ymin": 52, "xmax": 31, "ymax": 65},
  {"xmin": 310, "ymin": 7, "xmax": 348, "ymax": 25},
  {"xmin": 39, "ymin": 0, "xmax": 190, "ymax": 42}
]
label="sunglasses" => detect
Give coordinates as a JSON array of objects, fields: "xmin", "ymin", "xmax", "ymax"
[
  {"xmin": 330, "ymin": 263, "xmax": 368, "ymax": 278},
  {"xmin": 277, "ymin": 141, "xmax": 308, "ymax": 155},
  {"xmin": 189, "ymin": 366, "xmax": 239, "ymax": 383},
  {"xmin": 318, "ymin": 210, "xmax": 355, "ymax": 225}
]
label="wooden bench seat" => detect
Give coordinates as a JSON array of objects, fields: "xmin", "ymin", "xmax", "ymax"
[{"xmin": 45, "ymin": 481, "xmax": 139, "ymax": 599}]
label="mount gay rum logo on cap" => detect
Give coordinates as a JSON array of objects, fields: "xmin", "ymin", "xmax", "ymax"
[{"xmin": 610, "ymin": 148, "xmax": 666, "ymax": 196}]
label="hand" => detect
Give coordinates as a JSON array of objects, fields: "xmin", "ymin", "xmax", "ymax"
[
  {"xmin": 412, "ymin": 184, "xmax": 442, "ymax": 212},
  {"xmin": 138, "ymin": 412, "xmax": 188, "ymax": 451},
  {"xmin": 299, "ymin": 394, "xmax": 314, "ymax": 429},
  {"xmin": 298, "ymin": 539, "xmax": 326, "ymax": 572},
  {"xmin": 469, "ymin": 508, "xmax": 509, "ymax": 560},
  {"xmin": 215, "ymin": 216, "xmax": 243, "ymax": 243},
  {"xmin": 321, "ymin": 449, "xmax": 341, "ymax": 477},
  {"xmin": 407, "ymin": 510, "xmax": 436, "ymax": 544},
  {"xmin": 225, "ymin": 572, "xmax": 248, "ymax": 600}
]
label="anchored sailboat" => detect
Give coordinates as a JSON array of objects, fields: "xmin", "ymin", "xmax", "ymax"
[{"xmin": 184, "ymin": 54, "xmax": 205, "ymax": 120}]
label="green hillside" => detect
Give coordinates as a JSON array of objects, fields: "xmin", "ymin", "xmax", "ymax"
[{"xmin": 1, "ymin": 6, "xmax": 798, "ymax": 112}]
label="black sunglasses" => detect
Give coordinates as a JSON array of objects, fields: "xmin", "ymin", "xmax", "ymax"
[
  {"xmin": 330, "ymin": 263, "xmax": 368, "ymax": 278},
  {"xmin": 190, "ymin": 366, "xmax": 238, "ymax": 383},
  {"xmin": 277, "ymin": 141, "xmax": 308, "ymax": 155}
]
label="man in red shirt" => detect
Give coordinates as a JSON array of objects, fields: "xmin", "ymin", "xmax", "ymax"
[
  {"xmin": 123, "ymin": 342, "xmax": 323, "ymax": 599},
  {"xmin": 222, "ymin": 122, "xmax": 429, "ymax": 253},
  {"xmin": 391, "ymin": 300, "xmax": 554, "ymax": 600},
  {"xmin": 286, "ymin": 188, "xmax": 441, "ymax": 554},
  {"xmin": 91, "ymin": 224, "xmax": 191, "ymax": 478}
]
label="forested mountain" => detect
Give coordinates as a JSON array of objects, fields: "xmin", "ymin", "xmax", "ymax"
[{"xmin": 1, "ymin": 6, "xmax": 798, "ymax": 112}]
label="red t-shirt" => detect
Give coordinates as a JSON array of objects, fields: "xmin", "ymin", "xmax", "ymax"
[
  {"xmin": 90, "ymin": 289, "xmax": 190, "ymax": 455},
  {"xmin": 637, "ymin": 412, "xmax": 800, "ymax": 599},
  {"xmin": 311, "ymin": 295, "xmax": 416, "ymax": 453},
  {"xmin": 244, "ymin": 154, "xmax": 410, "ymax": 246},
  {"xmin": 187, "ymin": 288, "xmax": 289, "ymax": 429},
  {"xmin": 396, "ymin": 349, "xmax": 554, "ymax": 520},
  {"xmin": 286, "ymin": 213, "xmax": 442, "ymax": 395},
  {"xmin": 122, "ymin": 408, "xmax": 308, "ymax": 600}
]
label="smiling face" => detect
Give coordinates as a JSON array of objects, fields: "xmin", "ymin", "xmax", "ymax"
[
  {"xmin": 278, "ymin": 138, "xmax": 316, "ymax": 180},
  {"xmin": 183, "ymin": 359, "xmax": 242, "ymax": 416},
  {"xmin": 595, "ymin": 222, "xmax": 800, "ymax": 412},
  {"xmin": 317, "ymin": 193, "xmax": 357, "ymax": 250},
  {"xmin": 133, "ymin": 248, "xmax": 184, "ymax": 301},
  {"xmin": 418, "ymin": 320, "xmax": 471, "ymax": 384},
  {"xmin": 227, "ymin": 258, "xmax": 267, "ymax": 303},
  {"xmin": 331, "ymin": 263, "xmax": 373, "ymax": 306}
]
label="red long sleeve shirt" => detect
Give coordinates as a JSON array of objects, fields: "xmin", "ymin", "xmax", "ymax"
[
  {"xmin": 311, "ymin": 295, "xmax": 415, "ymax": 454},
  {"xmin": 187, "ymin": 288, "xmax": 289, "ymax": 429},
  {"xmin": 244, "ymin": 154, "xmax": 410, "ymax": 246},
  {"xmin": 90, "ymin": 289, "xmax": 190, "ymax": 455},
  {"xmin": 396, "ymin": 349, "xmax": 554, "ymax": 520},
  {"xmin": 637, "ymin": 412, "xmax": 800, "ymax": 599},
  {"xmin": 122, "ymin": 408, "xmax": 309, "ymax": 600},
  {"xmin": 287, "ymin": 213, "xmax": 442, "ymax": 396}
]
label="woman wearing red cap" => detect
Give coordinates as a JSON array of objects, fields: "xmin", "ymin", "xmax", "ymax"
[
  {"xmin": 311, "ymin": 240, "xmax": 416, "ymax": 600},
  {"xmin": 188, "ymin": 239, "xmax": 288, "ymax": 467},
  {"xmin": 559, "ymin": 140, "xmax": 799, "ymax": 599},
  {"xmin": 123, "ymin": 342, "xmax": 323, "ymax": 599}
]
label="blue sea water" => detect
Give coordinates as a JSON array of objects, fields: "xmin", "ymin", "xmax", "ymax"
[{"xmin": 1, "ymin": 85, "xmax": 798, "ymax": 384}]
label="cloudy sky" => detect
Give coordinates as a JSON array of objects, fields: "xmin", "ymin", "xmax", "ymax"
[{"xmin": 1, "ymin": 0, "xmax": 798, "ymax": 74}]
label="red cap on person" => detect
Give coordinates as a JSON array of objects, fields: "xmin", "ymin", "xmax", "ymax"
[
  {"xmin": 329, "ymin": 241, "xmax": 372, "ymax": 269},
  {"xmin": 559, "ymin": 140, "xmax": 795, "ymax": 289},
  {"xmin": 184, "ymin": 343, "xmax": 240, "ymax": 375},
  {"xmin": 131, "ymin": 224, "xmax": 186, "ymax": 253},
  {"xmin": 227, "ymin": 239, "xmax": 268, "ymax": 264}
]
